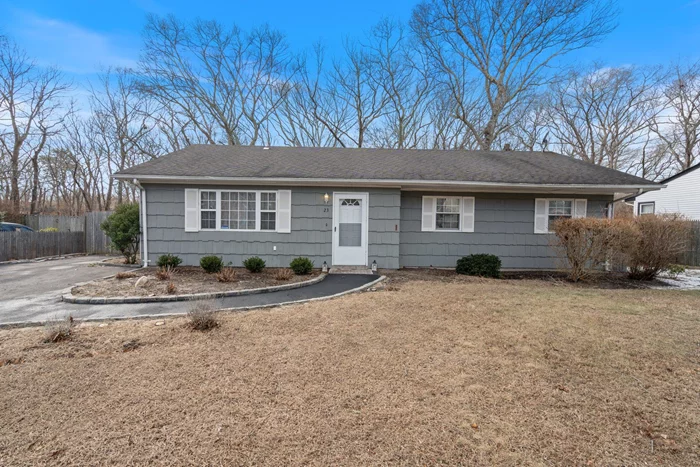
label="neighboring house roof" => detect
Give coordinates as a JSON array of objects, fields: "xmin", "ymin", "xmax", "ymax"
[
  {"xmin": 115, "ymin": 145, "xmax": 659, "ymax": 190},
  {"xmin": 625, "ymin": 162, "xmax": 699, "ymax": 202},
  {"xmin": 658, "ymin": 161, "xmax": 700, "ymax": 184}
]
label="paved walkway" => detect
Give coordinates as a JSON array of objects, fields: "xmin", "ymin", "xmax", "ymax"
[{"xmin": 0, "ymin": 256, "xmax": 379, "ymax": 326}]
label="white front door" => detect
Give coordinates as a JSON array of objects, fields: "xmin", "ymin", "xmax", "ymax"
[{"xmin": 332, "ymin": 192, "xmax": 369, "ymax": 266}]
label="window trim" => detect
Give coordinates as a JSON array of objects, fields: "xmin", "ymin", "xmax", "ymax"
[
  {"xmin": 199, "ymin": 189, "xmax": 280, "ymax": 232},
  {"xmin": 421, "ymin": 195, "xmax": 475, "ymax": 233},
  {"xmin": 638, "ymin": 201, "xmax": 655, "ymax": 216},
  {"xmin": 199, "ymin": 190, "xmax": 218, "ymax": 231},
  {"xmin": 435, "ymin": 196, "xmax": 462, "ymax": 231}
]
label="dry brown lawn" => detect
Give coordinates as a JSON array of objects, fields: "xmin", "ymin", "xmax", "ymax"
[
  {"xmin": 72, "ymin": 267, "xmax": 320, "ymax": 297},
  {"xmin": 1, "ymin": 277, "xmax": 699, "ymax": 466}
]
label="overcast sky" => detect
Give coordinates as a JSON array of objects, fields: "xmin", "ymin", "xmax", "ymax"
[{"xmin": 1, "ymin": 0, "xmax": 699, "ymax": 82}]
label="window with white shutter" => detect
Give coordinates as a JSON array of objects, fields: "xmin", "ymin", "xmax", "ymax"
[{"xmin": 534, "ymin": 198, "xmax": 588, "ymax": 234}]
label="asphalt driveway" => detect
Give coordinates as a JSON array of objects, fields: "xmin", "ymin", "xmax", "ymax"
[{"xmin": 0, "ymin": 256, "xmax": 380, "ymax": 326}]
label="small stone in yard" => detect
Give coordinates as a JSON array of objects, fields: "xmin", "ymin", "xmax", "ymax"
[
  {"xmin": 98, "ymin": 323, "xmax": 108, "ymax": 327},
  {"xmin": 135, "ymin": 276, "xmax": 151, "ymax": 288},
  {"xmin": 155, "ymin": 321, "xmax": 165, "ymax": 326},
  {"xmin": 471, "ymin": 423, "xmax": 479, "ymax": 430}
]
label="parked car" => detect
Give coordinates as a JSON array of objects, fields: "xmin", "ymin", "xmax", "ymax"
[{"xmin": 0, "ymin": 222, "xmax": 34, "ymax": 232}]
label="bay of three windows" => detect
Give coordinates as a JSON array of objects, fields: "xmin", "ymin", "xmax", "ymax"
[{"xmin": 200, "ymin": 191, "xmax": 277, "ymax": 231}]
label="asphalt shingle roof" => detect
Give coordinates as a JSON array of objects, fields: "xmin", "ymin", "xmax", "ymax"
[{"xmin": 116, "ymin": 145, "xmax": 657, "ymax": 187}]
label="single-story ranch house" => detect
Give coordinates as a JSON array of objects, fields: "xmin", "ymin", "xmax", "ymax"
[{"xmin": 114, "ymin": 146, "xmax": 660, "ymax": 270}]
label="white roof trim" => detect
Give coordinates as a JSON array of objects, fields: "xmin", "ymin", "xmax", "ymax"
[{"xmin": 115, "ymin": 174, "xmax": 661, "ymax": 194}]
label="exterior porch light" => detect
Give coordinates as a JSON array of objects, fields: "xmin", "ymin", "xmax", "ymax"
[
  {"xmin": 323, "ymin": 193, "xmax": 330, "ymax": 204},
  {"xmin": 322, "ymin": 261, "xmax": 328, "ymax": 273},
  {"xmin": 371, "ymin": 260, "xmax": 377, "ymax": 273}
]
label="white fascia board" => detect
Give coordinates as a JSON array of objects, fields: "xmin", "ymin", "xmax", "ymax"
[{"xmin": 114, "ymin": 174, "xmax": 662, "ymax": 195}]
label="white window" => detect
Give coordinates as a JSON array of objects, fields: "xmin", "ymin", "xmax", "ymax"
[
  {"xmin": 638, "ymin": 202, "xmax": 655, "ymax": 216},
  {"xmin": 260, "ymin": 192, "xmax": 277, "ymax": 231},
  {"xmin": 185, "ymin": 189, "xmax": 291, "ymax": 233},
  {"xmin": 200, "ymin": 191, "xmax": 217, "ymax": 230},
  {"xmin": 436, "ymin": 197, "xmax": 461, "ymax": 230},
  {"xmin": 547, "ymin": 199, "xmax": 573, "ymax": 231},
  {"xmin": 534, "ymin": 198, "xmax": 587, "ymax": 233},
  {"xmin": 221, "ymin": 191, "xmax": 256, "ymax": 230},
  {"xmin": 421, "ymin": 196, "xmax": 475, "ymax": 232}
]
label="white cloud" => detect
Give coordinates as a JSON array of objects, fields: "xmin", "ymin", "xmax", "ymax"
[{"xmin": 6, "ymin": 10, "xmax": 139, "ymax": 75}]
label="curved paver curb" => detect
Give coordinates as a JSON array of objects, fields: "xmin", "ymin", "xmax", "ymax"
[{"xmin": 62, "ymin": 273, "xmax": 327, "ymax": 304}]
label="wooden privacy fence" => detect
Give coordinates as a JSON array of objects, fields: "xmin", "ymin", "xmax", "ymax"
[
  {"xmin": 680, "ymin": 221, "xmax": 700, "ymax": 267},
  {"xmin": 84, "ymin": 211, "xmax": 114, "ymax": 255},
  {"xmin": 24, "ymin": 214, "xmax": 84, "ymax": 232},
  {"xmin": 0, "ymin": 211, "xmax": 115, "ymax": 261},
  {"xmin": 0, "ymin": 231, "xmax": 85, "ymax": 262}
]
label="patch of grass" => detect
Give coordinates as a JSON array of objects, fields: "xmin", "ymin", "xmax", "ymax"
[
  {"xmin": 186, "ymin": 302, "xmax": 220, "ymax": 332},
  {"xmin": 273, "ymin": 268, "xmax": 293, "ymax": 281},
  {"xmin": 42, "ymin": 316, "xmax": 74, "ymax": 343},
  {"xmin": 215, "ymin": 267, "xmax": 236, "ymax": 283},
  {"xmin": 165, "ymin": 282, "xmax": 177, "ymax": 294},
  {"xmin": 115, "ymin": 272, "xmax": 136, "ymax": 280}
]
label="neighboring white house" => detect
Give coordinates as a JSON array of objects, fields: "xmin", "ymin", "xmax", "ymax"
[{"xmin": 633, "ymin": 163, "xmax": 700, "ymax": 220}]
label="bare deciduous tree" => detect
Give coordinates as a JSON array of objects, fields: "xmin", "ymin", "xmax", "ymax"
[
  {"xmin": 0, "ymin": 39, "xmax": 70, "ymax": 213},
  {"xmin": 547, "ymin": 65, "xmax": 663, "ymax": 171},
  {"xmin": 651, "ymin": 61, "xmax": 700, "ymax": 171},
  {"xmin": 139, "ymin": 15, "xmax": 298, "ymax": 147},
  {"xmin": 411, "ymin": 0, "xmax": 618, "ymax": 150}
]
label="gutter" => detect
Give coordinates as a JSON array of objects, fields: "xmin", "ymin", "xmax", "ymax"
[{"xmin": 113, "ymin": 174, "xmax": 662, "ymax": 194}]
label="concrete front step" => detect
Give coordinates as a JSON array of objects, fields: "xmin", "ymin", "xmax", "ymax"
[{"xmin": 329, "ymin": 266, "xmax": 375, "ymax": 275}]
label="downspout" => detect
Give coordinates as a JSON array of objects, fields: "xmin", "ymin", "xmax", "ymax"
[
  {"xmin": 133, "ymin": 178, "xmax": 148, "ymax": 268},
  {"xmin": 608, "ymin": 188, "xmax": 644, "ymax": 218}
]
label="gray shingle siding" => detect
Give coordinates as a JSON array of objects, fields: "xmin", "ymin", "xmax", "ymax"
[
  {"xmin": 144, "ymin": 184, "xmax": 611, "ymax": 270},
  {"xmin": 143, "ymin": 184, "xmax": 400, "ymax": 268},
  {"xmin": 399, "ymin": 192, "xmax": 611, "ymax": 269}
]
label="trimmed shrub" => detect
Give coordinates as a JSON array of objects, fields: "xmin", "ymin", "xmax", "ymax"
[
  {"xmin": 101, "ymin": 203, "xmax": 140, "ymax": 264},
  {"xmin": 243, "ymin": 256, "xmax": 266, "ymax": 273},
  {"xmin": 616, "ymin": 214, "xmax": 691, "ymax": 280},
  {"xmin": 157, "ymin": 254, "xmax": 182, "ymax": 269},
  {"xmin": 550, "ymin": 218, "xmax": 618, "ymax": 282},
  {"xmin": 273, "ymin": 268, "xmax": 294, "ymax": 281},
  {"xmin": 456, "ymin": 254, "xmax": 501, "ymax": 278},
  {"xmin": 200, "ymin": 255, "xmax": 223, "ymax": 274},
  {"xmin": 216, "ymin": 267, "xmax": 237, "ymax": 283},
  {"xmin": 289, "ymin": 257, "xmax": 314, "ymax": 275}
]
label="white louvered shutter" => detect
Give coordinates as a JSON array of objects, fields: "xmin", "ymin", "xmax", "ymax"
[
  {"xmin": 534, "ymin": 199, "xmax": 548, "ymax": 234},
  {"xmin": 421, "ymin": 196, "xmax": 436, "ymax": 232},
  {"xmin": 461, "ymin": 197, "xmax": 475, "ymax": 232},
  {"xmin": 277, "ymin": 190, "xmax": 292, "ymax": 233},
  {"xmin": 184, "ymin": 189, "xmax": 199, "ymax": 232},
  {"xmin": 574, "ymin": 199, "xmax": 588, "ymax": 218}
]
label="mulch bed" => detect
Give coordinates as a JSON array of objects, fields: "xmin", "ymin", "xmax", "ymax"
[
  {"xmin": 381, "ymin": 268, "xmax": 671, "ymax": 289},
  {"xmin": 71, "ymin": 267, "xmax": 320, "ymax": 297}
]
